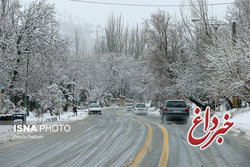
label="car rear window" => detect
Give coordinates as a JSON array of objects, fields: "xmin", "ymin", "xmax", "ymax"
[
  {"xmin": 165, "ymin": 101, "xmax": 187, "ymax": 107},
  {"xmin": 90, "ymin": 103, "xmax": 100, "ymax": 108},
  {"xmin": 126, "ymin": 104, "xmax": 133, "ymax": 107},
  {"xmin": 136, "ymin": 104, "xmax": 146, "ymax": 108}
]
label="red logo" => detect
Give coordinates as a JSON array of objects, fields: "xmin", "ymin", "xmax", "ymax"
[{"xmin": 187, "ymin": 106, "xmax": 234, "ymax": 150}]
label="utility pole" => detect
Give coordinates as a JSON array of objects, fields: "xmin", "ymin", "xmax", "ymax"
[
  {"xmin": 25, "ymin": 56, "xmax": 29, "ymax": 116},
  {"xmin": 232, "ymin": 22, "xmax": 236, "ymax": 107},
  {"xmin": 1, "ymin": 87, "xmax": 4, "ymax": 112},
  {"xmin": 232, "ymin": 22, "xmax": 236, "ymax": 45},
  {"xmin": 232, "ymin": 21, "xmax": 241, "ymax": 108}
]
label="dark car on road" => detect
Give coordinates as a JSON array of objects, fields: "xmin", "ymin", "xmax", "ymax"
[{"xmin": 160, "ymin": 100, "xmax": 189, "ymax": 123}]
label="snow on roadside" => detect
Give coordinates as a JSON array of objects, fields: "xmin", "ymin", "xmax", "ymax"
[
  {"xmin": 147, "ymin": 104, "xmax": 250, "ymax": 138},
  {"xmin": 148, "ymin": 107, "xmax": 160, "ymax": 117},
  {"xmin": 59, "ymin": 109, "xmax": 88, "ymax": 122},
  {"xmin": 214, "ymin": 107, "xmax": 250, "ymax": 136},
  {"xmin": 25, "ymin": 109, "xmax": 88, "ymax": 123},
  {"xmin": 230, "ymin": 108, "xmax": 250, "ymax": 136},
  {"xmin": 0, "ymin": 125, "xmax": 13, "ymax": 144},
  {"xmin": 0, "ymin": 109, "xmax": 88, "ymax": 143}
]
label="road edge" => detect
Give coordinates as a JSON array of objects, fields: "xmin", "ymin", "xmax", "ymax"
[{"xmin": 151, "ymin": 122, "xmax": 169, "ymax": 167}]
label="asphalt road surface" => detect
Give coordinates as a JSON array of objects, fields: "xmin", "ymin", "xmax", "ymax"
[{"xmin": 0, "ymin": 107, "xmax": 249, "ymax": 167}]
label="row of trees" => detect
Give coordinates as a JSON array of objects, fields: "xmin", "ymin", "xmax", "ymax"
[
  {"xmin": 144, "ymin": 0, "xmax": 250, "ymax": 106},
  {"xmin": 0, "ymin": 0, "xmax": 249, "ymax": 114},
  {"xmin": 0, "ymin": 0, "xmax": 76, "ymax": 113},
  {"xmin": 90, "ymin": 0, "xmax": 249, "ymax": 108}
]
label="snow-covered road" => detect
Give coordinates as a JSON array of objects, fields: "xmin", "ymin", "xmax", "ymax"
[
  {"xmin": 0, "ymin": 107, "xmax": 249, "ymax": 167},
  {"xmin": 0, "ymin": 108, "xmax": 150, "ymax": 167},
  {"xmin": 131, "ymin": 111, "xmax": 250, "ymax": 167}
]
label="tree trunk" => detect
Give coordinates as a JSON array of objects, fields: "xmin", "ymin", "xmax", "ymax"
[{"xmin": 225, "ymin": 97, "xmax": 233, "ymax": 109}]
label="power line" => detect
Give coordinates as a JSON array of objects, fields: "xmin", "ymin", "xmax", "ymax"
[{"xmin": 70, "ymin": 0, "xmax": 234, "ymax": 7}]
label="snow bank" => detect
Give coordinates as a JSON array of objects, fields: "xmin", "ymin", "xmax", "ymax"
[
  {"xmin": 214, "ymin": 107, "xmax": 250, "ymax": 137},
  {"xmin": 25, "ymin": 109, "xmax": 88, "ymax": 123},
  {"xmin": 59, "ymin": 109, "xmax": 88, "ymax": 122},
  {"xmin": 0, "ymin": 125, "xmax": 13, "ymax": 144},
  {"xmin": 148, "ymin": 108, "xmax": 160, "ymax": 117},
  {"xmin": 0, "ymin": 109, "xmax": 88, "ymax": 144},
  {"xmin": 231, "ymin": 111, "xmax": 250, "ymax": 129},
  {"xmin": 231, "ymin": 108, "xmax": 250, "ymax": 135}
]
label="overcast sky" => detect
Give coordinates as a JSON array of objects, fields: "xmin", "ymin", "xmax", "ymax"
[{"xmin": 22, "ymin": 0, "xmax": 234, "ymax": 27}]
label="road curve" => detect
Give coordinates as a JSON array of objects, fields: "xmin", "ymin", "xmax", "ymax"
[
  {"xmin": 1, "ymin": 107, "xmax": 248, "ymax": 167},
  {"xmin": 0, "ymin": 108, "xmax": 165, "ymax": 167},
  {"xmin": 131, "ymin": 111, "xmax": 250, "ymax": 167}
]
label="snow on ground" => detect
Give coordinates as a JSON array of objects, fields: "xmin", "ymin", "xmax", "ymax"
[
  {"xmin": 147, "ymin": 107, "xmax": 160, "ymax": 117},
  {"xmin": 59, "ymin": 109, "xmax": 88, "ymax": 122},
  {"xmin": 214, "ymin": 107, "xmax": 250, "ymax": 137},
  {"xmin": 186, "ymin": 104, "xmax": 250, "ymax": 137},
  {"xmin": 147, "ymin": 104, "xmax": 250, "ymax": 138},
  {"xmin": 109, "ymin": 104, "xmax": 123, "ymax": 108},
  {"xmin": 0, "ymin": 109, "xmax": 88, "ymax": 143},
  {"xmin": 231, "ymin": 111, "xmax": 250, "ymax": 131},
  {"xmin": 0, "ymin": 125, "xmax": 13, "ymax": 144},
  {"xmin": 25, "ymin": 109, "xmax": 88, "ymax": 123}
]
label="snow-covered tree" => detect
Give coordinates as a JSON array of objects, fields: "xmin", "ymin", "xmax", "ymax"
[
  {"xmin": 205, "ymin": 38, "xmax": 250, "ymax": 103},
  {"xmin": 203, "ymin": 0, "xmax": 250, "ymax": 103},
  {"xmin": 0, "ymin": 0, "xmax": 68, "ymax": 106},
  {"xmin": 58, "ymin": 76, "xmax": 76, "ymax": 111},
  {"xmin": 38, "ymin": 83, "xmax": 65, "ymax": 116}
]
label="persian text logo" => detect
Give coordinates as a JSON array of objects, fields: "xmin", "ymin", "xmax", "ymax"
[{"xmin": 187, "ymin": 106, "xmax": 234, "ymax": 150}]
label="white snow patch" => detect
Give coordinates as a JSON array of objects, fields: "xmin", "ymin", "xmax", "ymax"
[
  {"xmin": 231, "ymin": 108, "xmax": 250, "ymax": 136},
  {"xmin": 0, "ymin": 125, "xmax": 13, "ymax": 143},
  {"xmin": 148, "ymin": 107, "xmax": 156, "ymax": 111},
  {"xmin": 58, "ymin": 109, "xmax": 88, "ymax": 122},
  {"xmin": 0, "ymin": 109, "xmax": 88, "ymax": 143},
  {"xmin": 148, "ymin": 108, "xmax": 160, "ymax": 117},
  {"xmin": 25, "ymin": 109, "xmax": 88, "ymax": 123},
  {"xmin": 214, "ymin": 107, "xmax": 250, "ymax": 136}
]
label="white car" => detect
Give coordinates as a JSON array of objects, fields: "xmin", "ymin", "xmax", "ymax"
[
  {"xmin": 88, "ymin": 103, "xmax": 102, "ymax": 115},
  {"xmin": 134, "ymin": 103, "xmax": 148, "ymax": 115},
  {"xmin": 126, "ymin": 103, "xmax": 134, "ymax": 111}
]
